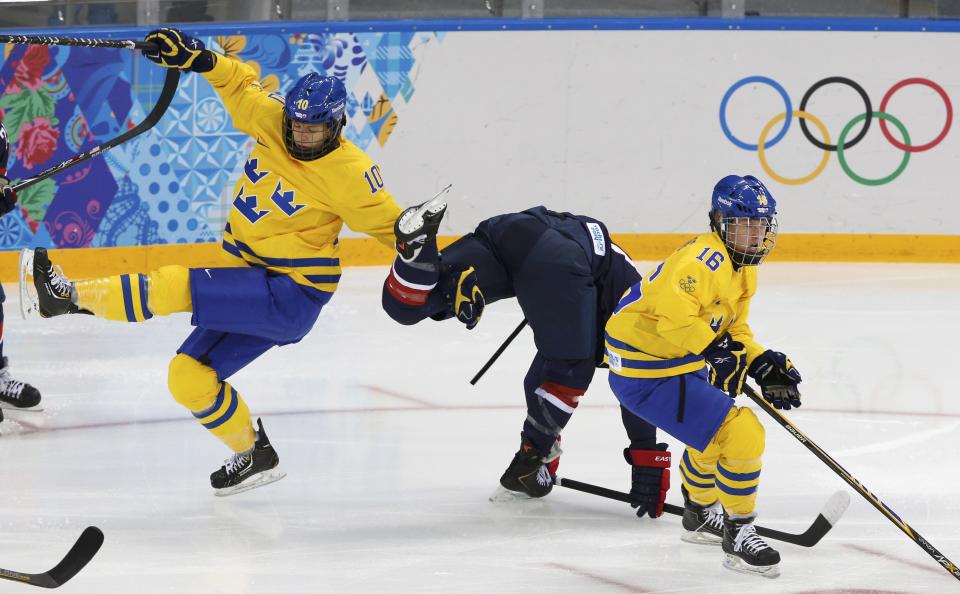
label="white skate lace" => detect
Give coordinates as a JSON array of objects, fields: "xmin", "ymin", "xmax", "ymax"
[
  {"xmin": 47, "ymin": 264, "xmax": 72, "ymax": 298},
  {"xmin": 0, "ymin": 368, "xmax": 25, "ymax": 401},
  {"xmin": 699, "ymin": 507, "xmax": 724, "ymax": 533},
  {"xmin": 535, "ymin": 465, "xmax": 552, "ymax": 487},
  {"xmin": 733, "ymin": 522, "xmax": 771, "ymax": 554},
  {"xmin": 223, "ymin": 452, "xmax": 251, "ymax": 476}
]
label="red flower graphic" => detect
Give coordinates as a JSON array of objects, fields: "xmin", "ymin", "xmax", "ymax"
[
  {"xmin": 8, "ymin": 45, "xmax": 51, "ymax": 93},
  {"xmin": 16, "ymin": 117, "xmax": 60, "ymax": 169}
]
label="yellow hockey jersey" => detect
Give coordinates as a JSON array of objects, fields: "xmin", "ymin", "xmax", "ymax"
[
  {"xmin": 604, "ymin": 232, "xmax": 765, "ymax": 378},
  {"xmin": 203, "ymin": 55, "xmax": 402, "ymax": 296}
]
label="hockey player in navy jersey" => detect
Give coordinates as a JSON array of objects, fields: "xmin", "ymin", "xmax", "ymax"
[
  {"xmin": 382, "ymin": 200, "xmax": 671, "ymax": 518},
  {"xmin": 23, "ymin": 28, "xmax": 402, "ymax": 495},
  {"xmin": 0, "ymin": 121, "xmax": 42, "ymax": 418},
  {"xmin": 606, "ymin": 175, "xmax": 802, "ymax": 578}
]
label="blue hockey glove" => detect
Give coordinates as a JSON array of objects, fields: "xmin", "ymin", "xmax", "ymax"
[
  {"xmin": 749, "ymin": 350, "xmax": 802, "ymax": 410},
  {"xmin": 624, "ymin": 443, "xmax": 671, "ymax": 518},
  {"xmin": 702, "ymin": 333, "xmax": 748, "ymax": 399},
  {"xmin": 453, "ymin": 266, "xmax": 484, "ymax": 330},
  {"xmin": 0, "ymin": 177, "xmax": 16, "ymax": 216},
  {"xmin": 143, "ymin": 28, "xmax": 215, "ymax": 72}
]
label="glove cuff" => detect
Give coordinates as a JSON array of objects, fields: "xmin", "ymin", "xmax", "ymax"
[
  {"xmin": 624, "ymin": 445, "xmax": 671, "ymax": 468},
  {"xmin": 191, "ymin": 50, "xmax": 216, "ymax": 73}
]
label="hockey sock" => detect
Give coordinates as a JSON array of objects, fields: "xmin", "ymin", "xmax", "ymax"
[
  {"xmin": 714, "ymin": 407, "xmax": 764, "ymax": 515},
  {"xmin": 679, "ymin": 447, "xmax": 718, "ymax": 506},
  {"xmin": 522, "ymin": 381, "xmax": 583, "ymax": 458},
  {"xmin": 384, "ymin": 243, "xmax": 440, "ymax": 307},
  {"xmin": 168, "ymin": 353, "xmax": 255, "ymax": 453},
  {"xmin": 192, "ymin": 381, "xmax": 256, "ymax": 453},
  {"xmin": 74, "ymin": 265, "xmax": 191, "ymax": 321}
]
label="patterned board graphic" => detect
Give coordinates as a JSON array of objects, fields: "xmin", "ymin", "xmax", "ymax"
[{"xmin": 0, "ymin": 28, "xmax": 442, "ymax": 250}]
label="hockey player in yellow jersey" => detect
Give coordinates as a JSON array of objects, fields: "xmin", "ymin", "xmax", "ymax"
[
  {"xmin": 605, "ymin": 174, "xmax": 802, "ymax": 578},
  {"xmin": 21, "ymin": 28, "xmax": 402, "ymax": 496}
]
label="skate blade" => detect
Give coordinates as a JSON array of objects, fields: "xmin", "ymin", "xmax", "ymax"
[
  {"xmin": 722, "ymin": 553, "xmax": 780, "ymax": 579},
  {"xmin": 213, "ymin": 467, "xmax": 287, "ymax": 497},
  {"xmin": 680, "ymin": 530, "xmax": 723, "ymax": 546},
  {"xmin": 489, "ymin": 485, "xmax": 535, "ymax": 503},
  {"xmin": 0, "ymin": 402, "xmax": 45, "ymax": 413},
  {"xmin": 18, "ymin": 249, "xmax": 38, "ymax": 320},
  {"xmin": 414, "ymin": 183, "xmax": 452, "ymax": 218}
]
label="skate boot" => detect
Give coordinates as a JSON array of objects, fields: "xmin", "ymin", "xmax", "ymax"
[
  {"xmin": 0, "ymin": 357, "xmax": 42, "ymax": 411},
  {"xmin": 395, "ymin": 186, "xmax": 451, "ymax": 261},
  {"xmin": 680, "ymin": 484, "xmax": 724, "ymax": 545},
  {"xmin": 210, "ymin": 418, "xmax": 286, "ymax": 497},
  {"xmin": 491, "ymin": 437, "xmax": 556, "ymax": 501},
  {"xmin": 721, "ymin": 513, "xmax": 781, "ymax": 578},
  {"xmin": 27, "ymin": 248, "xmax": 84, "ymax": 318}
]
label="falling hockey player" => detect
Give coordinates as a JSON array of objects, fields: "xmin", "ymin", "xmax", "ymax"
[
  {"xmin": 605, "ymin": 174, "xmax": 803, "ymax": 578},
  {"xmin": 0, "ymin": 120, "xmax": 42, "ymax": 419},
  {"xmin": 381, "ymin": 197, "xmax": 673, "ymax": 520},
  {"xmin": 21, "ymin": 28, "xmax": 403, "ymax": 495}
]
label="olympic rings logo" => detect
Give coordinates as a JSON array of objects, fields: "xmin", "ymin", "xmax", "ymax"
[{"xmin": 719, "ymin": 76, "xmax": 953, "ymax": 186}]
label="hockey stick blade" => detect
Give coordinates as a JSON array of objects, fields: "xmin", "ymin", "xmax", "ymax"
[
  {"xmin": 11, "ymin": 67, "xmax": 180, "ymax": 193},
  {"xmin": 555, "ymin": 476, "xmax": 847, "ymax": 548},
  {"xmin": 0, "ymin": 526, "xmax": 104, "ymax": 588}
]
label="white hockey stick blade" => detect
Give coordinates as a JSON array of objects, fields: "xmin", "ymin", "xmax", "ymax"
[
  {"xmin": 18, "ymin": 248, "xmax": 38, "ymax": 320},
  {"xmin": 820, "ymin": 490, "xmax": 851, "ymax": 526}
]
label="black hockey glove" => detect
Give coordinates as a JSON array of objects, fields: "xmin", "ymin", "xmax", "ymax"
[
  {"xmin": 702, "ymin": 333, "xmax": 748, "ymax": 399},
  {"xmin": 748, "ymin": 350, "xmax": 802, "ymax": 410},
  {"xmin": 0, "ymin": 176, "xmax": 16, "ymax": 216},
  {"xmin": 143, "ymin": 28, "xmax": 215, "ymax": 72},
  {"xmin": 623, "ymin": 443, "xmax": 671, "ymax": 519}
]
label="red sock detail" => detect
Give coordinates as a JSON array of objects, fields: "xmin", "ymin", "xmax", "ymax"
[
  {"xmin": 385, "ymin": 269, "xmax": 430, "ymax": 306},
  {"xmin": 541, "ymin": 381, "xmax": 585, "ymax": 409}
]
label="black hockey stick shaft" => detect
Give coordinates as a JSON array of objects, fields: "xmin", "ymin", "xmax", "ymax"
[
  {"xmin": 556, "ymin": 476, "xmax": 836, "ymax": 547},
  {"xmin": 0, "ymin": 35, "xmax": 156, "ymax": 52},
  {"xmin": 0, "ymin": 526, "xmax": 104, "ymax": 588},
  {"xmin": 744, "ymin": 384, "xmax": 960, "ymax": 579},
  {"xmin": 470, "ymin": 319, "xmax": 528, "ymax": 385},
  {"xmin": 11, "ymin": 67, "xmax": 180, "ymax": 193}
]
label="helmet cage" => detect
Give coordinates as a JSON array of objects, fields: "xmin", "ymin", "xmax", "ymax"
[
  {"xmin": 282, "ymin": 113, "xmax": 345, "ymax": 161},
  {"xmin": 711, "ymin": 213, "xmax": 778, "ymax": 267}
]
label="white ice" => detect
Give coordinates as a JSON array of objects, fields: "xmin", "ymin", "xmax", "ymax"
[{"xmin": 1, "ymin": 262, "xmax": 958, "ymax": 593}]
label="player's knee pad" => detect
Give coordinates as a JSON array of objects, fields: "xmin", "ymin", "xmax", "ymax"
[
  {"xmin": 719, "ymin": 406, "xmax": 765, "ymax": 462},
  {"xmin": 167, "ymin": 353, "xmax": 220, "ymax": 411},
  {"xmin": 147, "ymin": 265, "xmax": 192, "ymax": 316}
]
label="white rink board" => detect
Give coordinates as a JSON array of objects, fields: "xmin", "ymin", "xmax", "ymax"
[{"xmin": 357, "ymin": 30, "xmax": 960, "ymax": 236}]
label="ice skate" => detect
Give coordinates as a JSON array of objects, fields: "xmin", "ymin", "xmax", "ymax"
[
  {"xmin": 680, "ymin": 484, "xmax": 724, "ymax": 545},
  {"xmin": 21, "ymin": 248, "xmax": 85, "ymax": 319},
  {"xmin": 721, "ymin": 513, "xmax": 781, "ymax": 578},
  {"xmin": 0, "ymin": 356, "xmax": 42, "ymax": 412},
  {"xmin": 210, "ymin": 418, "xmax": 286, "ymax": 497},
  {"xmin": 395, "ymin": 184, "xmax": 452, "ymax": 261},
  {"xmin": 489, "ymin": 437, "xmax": 557, "ymax": 502}
]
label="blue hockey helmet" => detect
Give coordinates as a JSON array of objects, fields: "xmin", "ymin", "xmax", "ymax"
[
  {"xmin": 282, "ymin": 73, "xmax": 347, "ymax": 161},
  {"xmin": 709, "ymin": 174, "xmax": 778, "ymax": 267}
]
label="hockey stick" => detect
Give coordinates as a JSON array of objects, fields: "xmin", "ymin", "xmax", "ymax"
[
  {"xmin": 0, "ymin": 36, "xmax": 176, "ymax": 193},
  {"xmin": 0, "ymin": 35, "xmax": 155, "ymax": 51},
  {"xmin": 470, "ymin": 319, "xmax": 528, "ymax": 385},
  {"xmin": 0, "ymin": 526, "xmax": 104, "ymax": 588},
  {"xmin": 743, "ymin": 384, "xmax": 960, "ymax": 580},
  {"xmin": 556, "ymin": 476, "xmax": 849, "ymax": 548}
]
